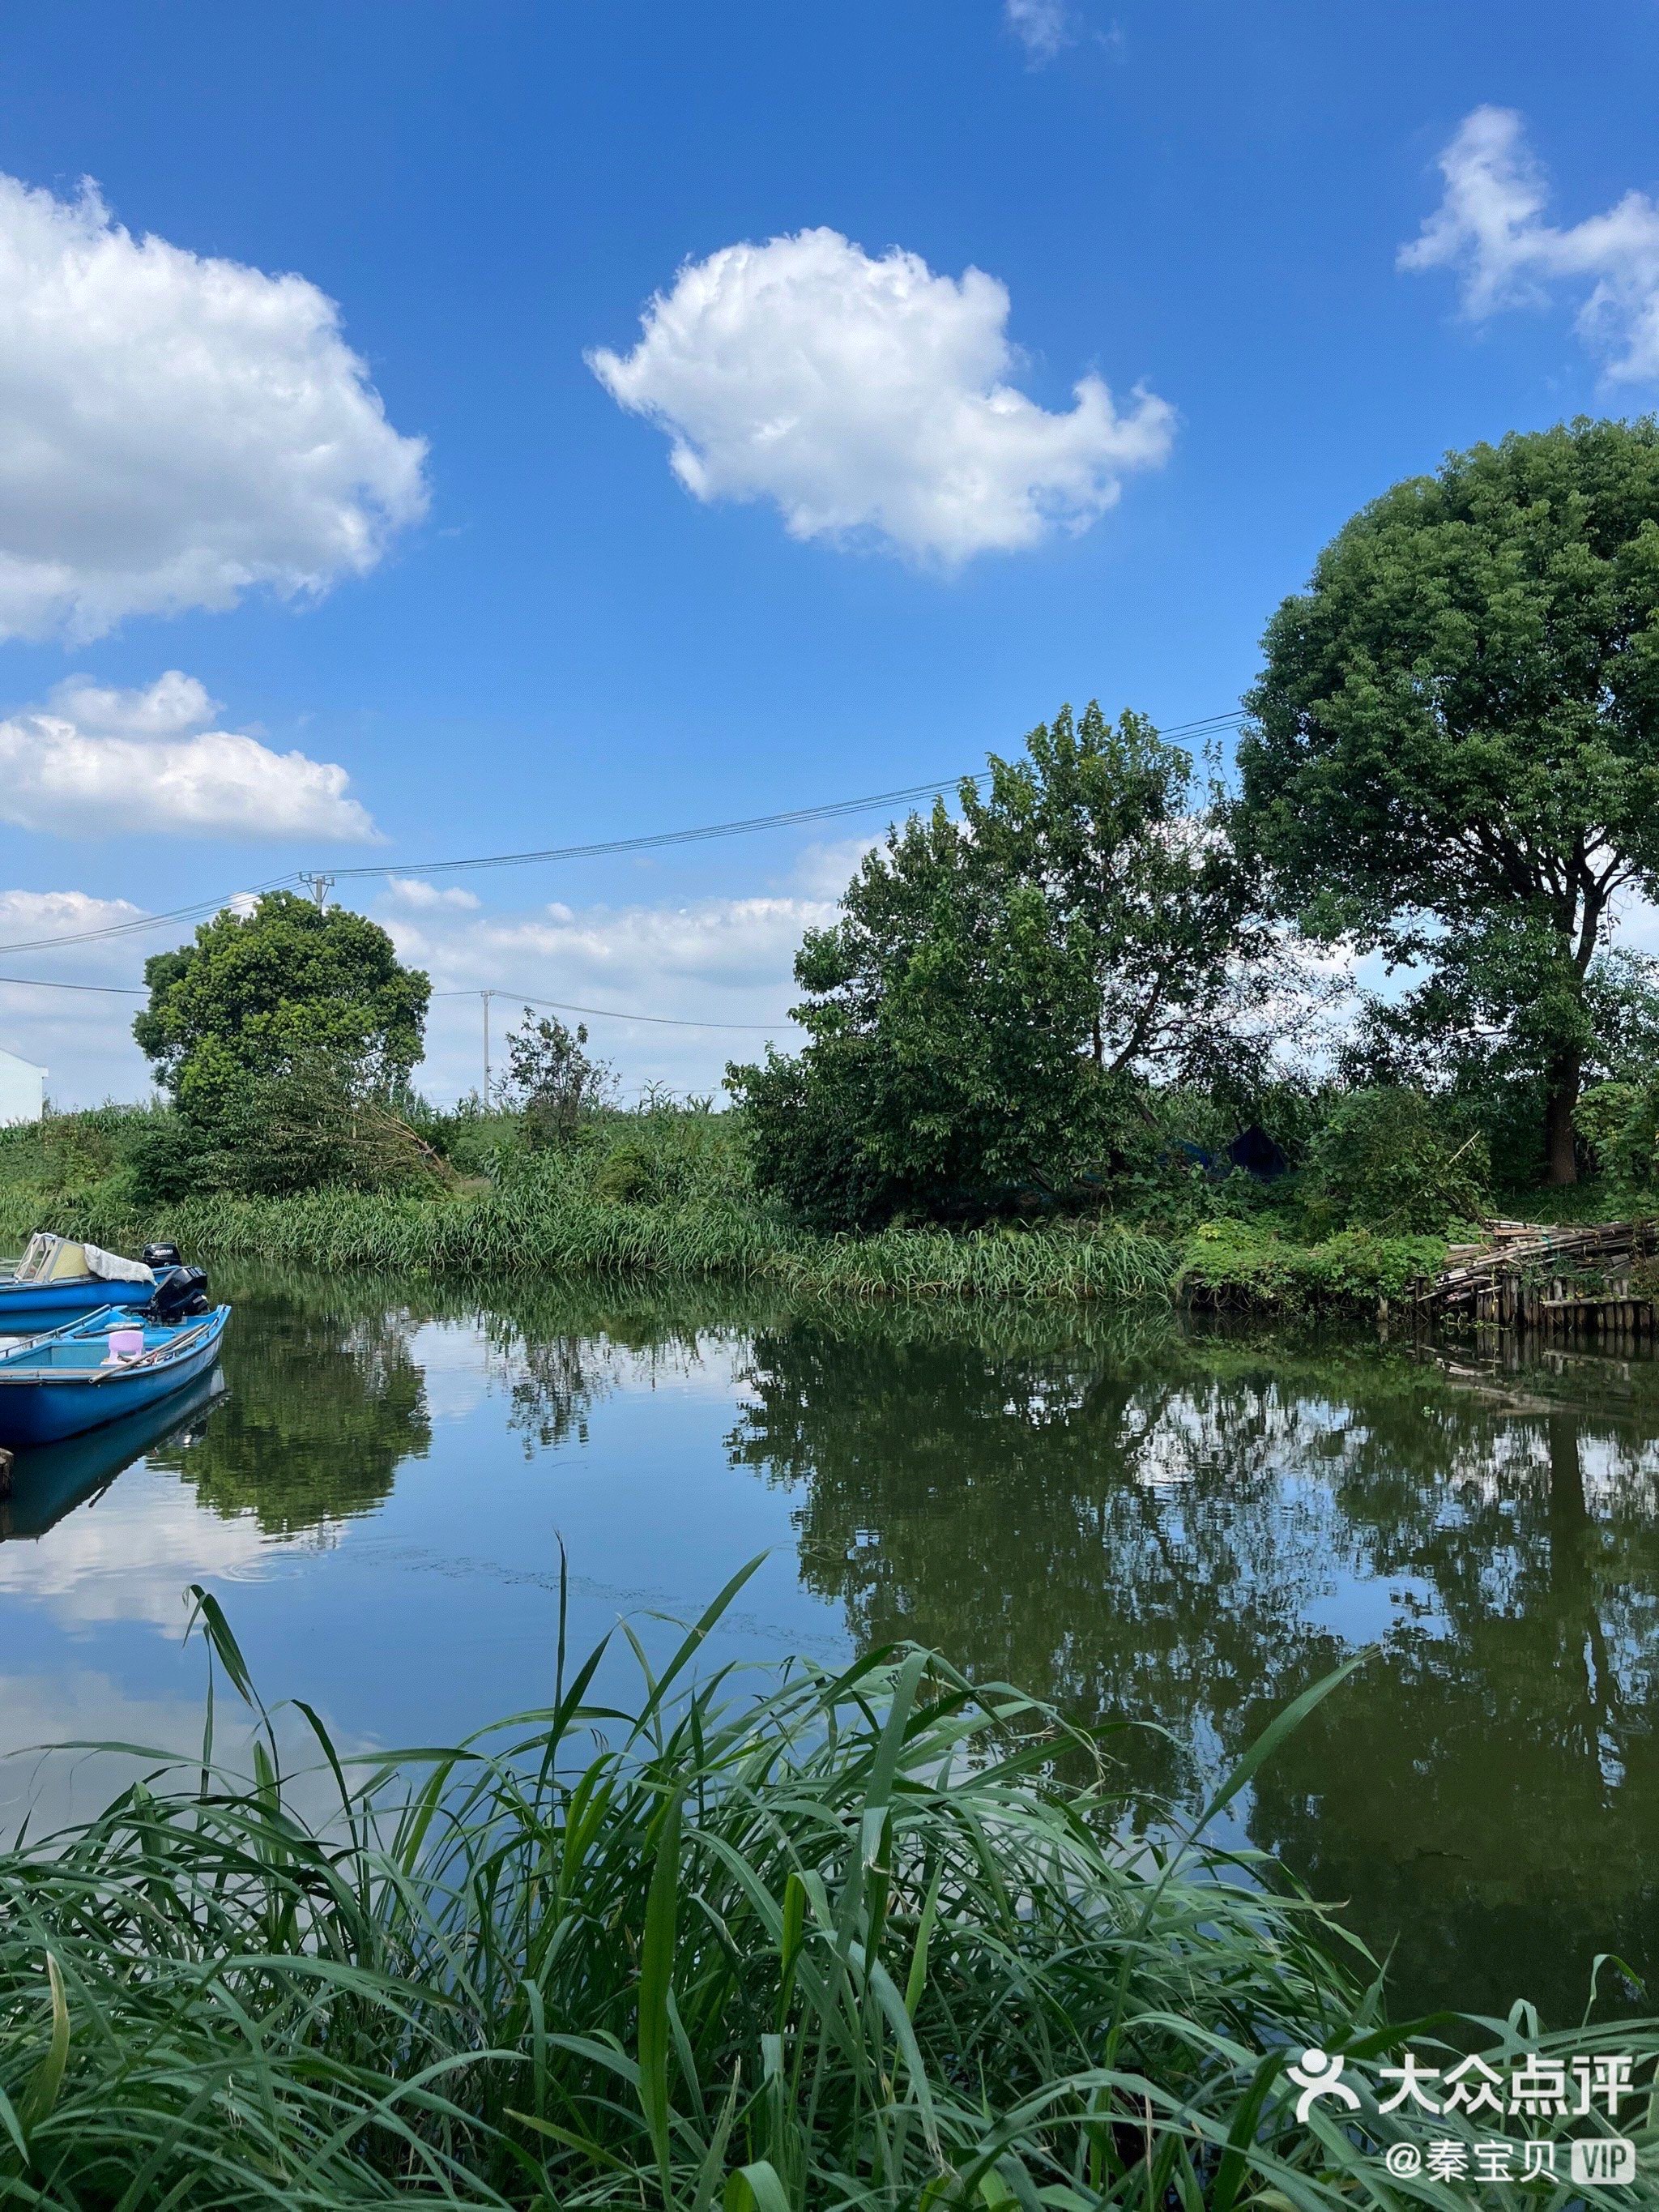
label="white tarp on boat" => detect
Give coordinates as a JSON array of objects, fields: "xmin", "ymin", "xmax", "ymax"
[{"xmin": 83, "ymin": 1243, "xmax": 154, "ymax": 1285}]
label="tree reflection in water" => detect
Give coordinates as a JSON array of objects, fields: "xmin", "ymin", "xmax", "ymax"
[
  {"xmin": 146, "ymin": 1275, "xmax": 433, "ymax": 1535},
  {"xmin": 726, "ymin": 1309, "xmax": 1659, "ymax": 2020},
  {"xmin": 90, "ymin": 1266, "xmax": 1659, "ymax": 2020}
]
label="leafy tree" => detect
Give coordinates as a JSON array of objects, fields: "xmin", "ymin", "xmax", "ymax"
[
  {"xmin": 1239, "ymin": 417, "xmax": 1659, "ymax": 1184},
  {"xmin": 134, "ymin": 891, "xmax": 430, "ymax": 1122},
  {"xmin": 501, "ymin": 1007, "xmax": 615, "ymax": 1147},
  {"xmin": 729, "ymin": 704, "xmax": 1269, "ymax": 1228}
]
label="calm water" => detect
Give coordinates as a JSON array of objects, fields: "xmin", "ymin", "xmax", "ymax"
[{"xmin": 1, "ymin": 1264, "xmax": 1655, "ymax": 2021}]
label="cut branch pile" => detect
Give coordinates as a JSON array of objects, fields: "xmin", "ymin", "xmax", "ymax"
[{"xmin": 1418, "ymin": 1219, "xmax": 1659, "ymax": 1333}]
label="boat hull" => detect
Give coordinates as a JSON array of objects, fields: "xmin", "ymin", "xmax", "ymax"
[
  {"xmin": 0, "ymin": 1310, "xmax": 229, "ymax": 1446},
  {"xmin": 0, "ymin": 1366, "xmax": 226, "ymax": 1540},
  {"xmin": 0, "ymin": 1275, "xmax": 154, "ymax": 1335}
]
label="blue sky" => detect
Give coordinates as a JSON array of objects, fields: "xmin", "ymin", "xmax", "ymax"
[{"xmin": 0, "ymin": 0, "xmax": 1657, "ymax": 1102}]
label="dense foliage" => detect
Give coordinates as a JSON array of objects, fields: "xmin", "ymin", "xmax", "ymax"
[
  {"xmin": 730, "ymin": 704, "xmax": 1282, "ymax": 1230},
  {"xmin": 1302, "ymin": 1085, "xmax": 1490, "ymax": 1234},
  {"xmin": 127, "ymin": 893, "xmax": 435, "ymax": 1196},
  {"xmin": 1240, "ymin": 416, "xmax": 1659, "ymax": 1184},
  {"xmin": 134, "ymin": 890, "xmax": 430, "ymax": 1122}
]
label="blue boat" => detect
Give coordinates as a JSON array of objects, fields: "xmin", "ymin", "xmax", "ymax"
[
  {"xmin": 0, "ymin": 1232, "xmax": 166, "ymax": 1334},
  {"xmin": 0, "ymin": 1304, "xmax": 230, "ymax": 1447},
  {"xmin": 0, "ymin": 1365, "xmax": 227, "ymax": 1541}
]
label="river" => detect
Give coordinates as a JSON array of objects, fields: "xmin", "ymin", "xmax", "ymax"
[{"xmin": 1, "ymin": 1262, "xmax": 1653, "ymax": 2023}]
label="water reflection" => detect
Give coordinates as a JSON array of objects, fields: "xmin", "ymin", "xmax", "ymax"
[
  {"xmin": 727, "ymin": 1312, "xmax": 1659, "ymax": 2017},
  {"xmin": 0, "ymin": 1370, "xmax": 226, "ymax": 1542},
  {"xmin": 148, "ymin": 1284, "xmax": 432, "ymax": 1533},
  {"xmin": 0, "ymin": 1267, "xmax": 1653, "ymax": 2022}
]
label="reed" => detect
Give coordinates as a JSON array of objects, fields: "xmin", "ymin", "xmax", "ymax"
[
  {"xmin": 0, "ymin": 1181, "xmax": 1178, "ymax": 1303},
  {"xmin": 4, "ymin": 1568, "xmax": 1648, "ymax": 2209}
]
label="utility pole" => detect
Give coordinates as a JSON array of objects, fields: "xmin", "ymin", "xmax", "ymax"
[
  {"xmin": 481, "ymin": 989, "xmax": 497, "ymax": 1106},
  {"xmin": 299, "ymin": 873, "xmax": 335, "ymax": 912}
]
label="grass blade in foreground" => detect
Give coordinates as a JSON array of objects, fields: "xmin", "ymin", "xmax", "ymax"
[{"xmin": 0, "ymin": 1580, "xmax": 1653, "ymax": 2208}]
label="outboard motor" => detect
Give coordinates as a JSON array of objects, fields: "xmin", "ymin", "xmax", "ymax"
[
  {"xmin": 143, "ymin": 1241, "xmax": 183, "ymax": 1270},
  {"xmin": 144, "ymin": 1265, "xmax": 210, "ymax": 1324}
]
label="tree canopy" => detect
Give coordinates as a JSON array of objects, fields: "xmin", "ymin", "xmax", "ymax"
[
  {"xmin": 730, "ymin": 703, "xmax": 1269, "ymax": 1228},
  {"xmin": 134, "ymin": 890, "xmax": 430, "ymax": 1121},
  {"xmin": 1239, "ymin": 417, "xmax": 1659, "ymax": 1181}
]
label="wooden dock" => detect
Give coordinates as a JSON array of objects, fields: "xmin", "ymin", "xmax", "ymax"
[{"xmin": 1418, "ymin": 1219, "xmax": 1659, "ymax": 1334}]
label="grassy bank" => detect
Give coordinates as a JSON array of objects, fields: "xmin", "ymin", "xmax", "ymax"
[
  {"xmin": 1175, "ymin": 1219, "xmax": 1449, "ymax": 1313},
  {"xmin": 4, "ymin": 1575, "xmax": 1650, "ymax": 2210},
  {"xmin": 0, "ymin": 1104, "xmax": 1464, "ymax": 1310},
  {"xmin": 0, "ymin": 1106, "xmax": 1185, "ymax": 1303},
  {"xmin": 0, "ymin": 1177, "xmax": 1182, "ymax": 1303}
]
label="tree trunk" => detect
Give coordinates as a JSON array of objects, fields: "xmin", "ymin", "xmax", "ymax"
[{"xmin": 1546, "ymin": 1053, "xmax": 1581, "ymax": 1186}]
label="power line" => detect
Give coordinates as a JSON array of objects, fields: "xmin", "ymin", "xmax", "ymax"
[
  {"xmin": 0, "ymin": 874, "xmax": 296, "ymax": 960},
  {"xmin": 337, "ymin": 775, "xmax": 991, "ymax": 882},
  {"xmin": 436, "ymin": 989, "xmax": 787, "ymax": 1031},
  {"xmin": 0, "ymin": 975, "xmax": 147, "ymax": 996},
  {"xmin": 331, "ymin": 711, "xmax": 1247, "ymax": 884},
  {"xmin": 0, "ymin": 707, "xmax": 1248, "ymax": 959}
]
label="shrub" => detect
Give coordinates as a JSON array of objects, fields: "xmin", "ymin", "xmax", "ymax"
[
  {"xmin": 127, "ymin": 1061, "xmax": 452, "ymax": 1202},
  {"xmin": 1303, "ymin": 1087, "xmax": 1490, "ymax": 1233},
  {"xmin": 1180, "ymin": 1219, "xmax": 1446, "ymax": 1310},
  {"xmin": 1576, "ymin": 1078, "xmax": 1659, "ymax": 1205},
  {"xmin": 501, "ymin": 1006, "xmax": 616, "ymax": 1149}
]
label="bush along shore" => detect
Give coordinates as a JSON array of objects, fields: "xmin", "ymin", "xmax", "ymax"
[
  {"xmin": 3, "ymin": 1571, "xmax": 1654, "ymax": 2210},
  {"xmin": 0, "ymin": 1103, "xmax": 1182, "ymax": 1304},
  {"xmin": 19, "ymin": 1088, "xmax": 1659, "ymax": 1315}
]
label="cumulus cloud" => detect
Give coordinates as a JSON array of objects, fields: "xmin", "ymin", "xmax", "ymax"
[
  {"xmin": 378, "ymin": 882, "xmax": 826, "ymax": 1103},
  {"xmin": 1004, "ymin": 0, "xmax": 1073, "ymax": 60},
  {"xmin": 1401, "ymin": 106, "xmax": 1659, "ymax": 379},
  {"xmin": 385, "ymin": 876, "xmax": 480, "ymax": 911},
  {"xmin": 0, "ymin": 172, "xmax": 427, "ymax": 639},
  {"xmin": 0, "ymin": 672, "xmax": 377, "ymax": 841},
  {"xmin": 589, "ymin": 227, "xmax": 1173, "ymax": 562}
]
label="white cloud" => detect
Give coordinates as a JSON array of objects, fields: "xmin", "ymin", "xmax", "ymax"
[
  {"xmin": 385, "ymin": 876, "xmax": 480, "ymax": 911},
  {"xmin": 379, "ymin": 883, "xmax": 827, "ymax": 1103},
  {"xmin": 789, "ymin": 834, "xmax": 881, "ymax": 898},
  {"xmin": 1005, "ymin": 0, "xmax": 1072, "ymax": 60},
  {"xmin": 0, "ymin": 673, "xmax": 378, "ymax": 842},
  {"xmin": 589, "ymin": 227, "xmax": 1173, "ymax": 562},
  {"xmin": 48, "ymin": 668, "xmax": 216, "ymax": 737},
  {"xmin": 1401, "ymin": 106, "xmax": 1659, "ymax": 379},
  {"xmin": 0, "ymin": 173, "xmax": 427, "ymax": 639}
]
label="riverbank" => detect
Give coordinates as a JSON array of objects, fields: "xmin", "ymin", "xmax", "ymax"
[
  {"xmin": 0, "ymin": 1176, "xmax": 1465, "ymax": 1308},
  {"xmin": 0, "ymin": 1176, "xmax": 1188, "ymax": 1300},
  {"xmin": 5, "ymin": 1578, "xmax": 1651, "ymax": 2208},
  {"xmin": 0, "ymin": 1103, "xmax": 1469, "ymax": 1307}
]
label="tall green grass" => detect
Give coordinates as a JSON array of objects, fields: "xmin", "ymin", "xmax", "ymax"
[
  {"xmin": 2, "ymin": 1569, "xmax": 1653, "ymax": 2209},
  {"xmin": 0, "ymin": 1180, "xmax": 1177, "ymax": 1303}
]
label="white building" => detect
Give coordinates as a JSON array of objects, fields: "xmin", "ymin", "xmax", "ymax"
[{"xmin": 0, "ymin": 1048, "xmax": 46, "ymax": 1125}]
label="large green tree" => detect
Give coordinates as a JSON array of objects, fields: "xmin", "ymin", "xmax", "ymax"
[
  {"xmin": 134, "ymin": 890, "xmax": 430, "ymax": 1120},
  {"xmin": 729, "ymin": 703, "xmax": 1265, "ymax": 1227},
  {"xmin": 1239, "ymin": 417, "xmax": 1659, "ymax": 1183}
]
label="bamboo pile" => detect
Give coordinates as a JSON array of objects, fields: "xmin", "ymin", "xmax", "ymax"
[{"xmin": 1419, "ymin": 1219, "xmax": 1659, "ymax": 1335}]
